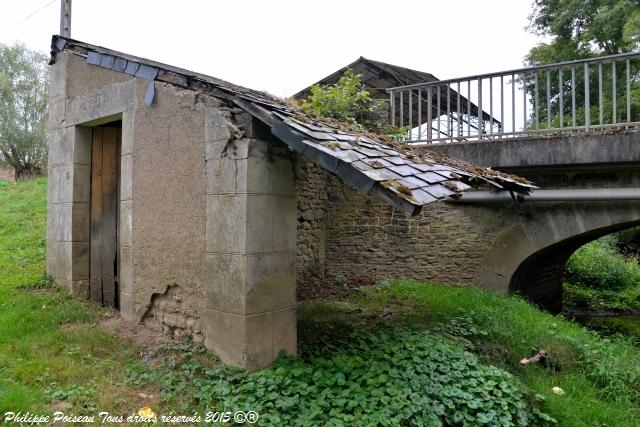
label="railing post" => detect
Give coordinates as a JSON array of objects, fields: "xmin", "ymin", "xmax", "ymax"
[
  {"xmin": 627, "ymin": 59, "xmax": 631, "ymax": 123},
  {"xmin": 408, "ymin": 90, "xmax": 413, "ymax": 141},
  {"xmin": 511, "ymin": 74, "xmax": 515, "ymax": 134},
  {"xmin": 535, "ymin": 72, "xmax": 539, "ymax": 128},
  {"xmin": 571, "ymin": 66, "xmax": 576, "ymax": 127},
  {"xmin": 399, "ymin": 91, "xmax": 404, "ymax": 129},
  {"xmin": 426, "ymin": 87, "xmax": 433, "ymax": 142},
  {"xmin": 417, "ymin": 88, "xmax": 422, "ymax": 140},
  {"xmin": 598, "ymin": 62, "xmax": 603, "ymax": 125},
  {"xmin": 436, "ymin": 85, "xmax": 441, "ymax": 139},
  {"xmin": 478, "ymin": 79, "xmax": 483, "ymax": 138},
  {"xmin": 489, "ymin": 78, "xmax": 494, "ymax": 136},
  {"xmin": 467, "ymin": 81, "xmax": 471, "ymax": 137},
  {"xmin": 612, "ymin": 61, "xmax": 617, "ymax": 124},
  {"xmin": 585, "ymin": 62, "xmax": 590, "ymax": 130},
  {"xmin": 447, "ymin": 85, "xmax": 451, "ymax": 139},
  {"xmin": 559, "ymin": 68, "xmax": 564, "ymax": 128},
  {"xmin": 522, "ymin": 73, "xmax": 527, "ymax": 132},
  {"xmin": 500, "ymin": 75, "xmax": 504, "ymax": 135},
  {"xmin": 546, "ymin": 69, "xmax": 551, "ymax": 128},
  {"xmin": 457, "ymin": 82, "xmax": 462, "ymax": 140},
  {"xmin": 389, "ymin": 90, "xmax": 395, "ymax": 127}
]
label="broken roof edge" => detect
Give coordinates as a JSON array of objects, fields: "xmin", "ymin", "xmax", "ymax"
[{"xmin": 50, "ymin": 35, "xmax": 535, "ymax": 217}]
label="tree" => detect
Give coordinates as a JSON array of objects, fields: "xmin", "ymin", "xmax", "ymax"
[
  {"xmin": 0, "ymin": 43, "xmax": 49, "ymax": 180},
  {"xmin": 525, "ymin": 0, "xmax": 640, "ymax": 127},
  {"xmin": 527, "ymin": 0, "xmax": 640, "ymax": 65}
]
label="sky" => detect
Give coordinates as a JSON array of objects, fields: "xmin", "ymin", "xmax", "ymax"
[{"xmin": 0, "ymin": 0, "xmax": 545, "ymax": 98}]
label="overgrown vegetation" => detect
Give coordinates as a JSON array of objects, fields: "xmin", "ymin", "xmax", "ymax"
[
  {"xmin": 564, "ymin": 234, "xmax": 640, "ymax": 313},
  {"xmin": 3, "ymin": 179, "xmax": 640, "ymax": 426},
  {"xmin": 300, "ymin": 69, "xmax": 407, "ymax": 138},
  {"xmin": 565, "ymin": 235, "xmax": 640, "ymax": 291},
  {"xmin": 127, "ymin": 324, "xmax": 554, "ymax": 426},
  {"xmin": 562, "ymin": 230, "xmax": 640, "ymax": 346}
]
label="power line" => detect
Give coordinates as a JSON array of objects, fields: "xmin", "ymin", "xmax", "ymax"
[{"xmin": 16, "ymin": 0, "xmax": 58, "ymax": 25}]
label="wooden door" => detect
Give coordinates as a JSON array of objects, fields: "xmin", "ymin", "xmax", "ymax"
[{"xmin": 90, "ymin": 127, "xmax": 120, "ymax": 308}]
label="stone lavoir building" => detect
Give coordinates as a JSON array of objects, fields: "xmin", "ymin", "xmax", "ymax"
[{"xmin": 46, "ymin": 36, "xmax": 530, "ymax": 370}]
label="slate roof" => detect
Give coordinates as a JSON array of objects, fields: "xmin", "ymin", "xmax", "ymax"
[{"xmin": 50, "ymin": 36, "xmax": 533, "ymax": 217}]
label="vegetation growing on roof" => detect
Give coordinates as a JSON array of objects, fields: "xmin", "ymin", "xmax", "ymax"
[{"xmin": 300, "ymin": 69, "xmax": 406, "ymax": 137}]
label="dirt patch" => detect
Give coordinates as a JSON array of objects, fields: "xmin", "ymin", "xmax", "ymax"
[
  {"xmin": 297, "ymin": 273, "xmax": 377, "ymax": 300},
  {"xmin": 99, "ymin": 315, "xmax": 168, "ymax": 352}
]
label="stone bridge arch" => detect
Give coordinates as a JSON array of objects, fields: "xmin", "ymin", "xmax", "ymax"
[{"xmin": 473, "ymin": 201, "xmax": 640, "ymax": 312}]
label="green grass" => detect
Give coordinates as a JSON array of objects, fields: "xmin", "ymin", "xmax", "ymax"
[
  {"xmin": 0, "ymin": 178, "xmax": 146, "ymax": 414},
  {"xmin": 2, "ymin": 178, "xmax": 640, "ymax": 426}
]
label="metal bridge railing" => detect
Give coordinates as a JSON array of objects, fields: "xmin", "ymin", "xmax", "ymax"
[{"xmin": 387, "ymin": 51, "xmax": 640, "ymax": 144}]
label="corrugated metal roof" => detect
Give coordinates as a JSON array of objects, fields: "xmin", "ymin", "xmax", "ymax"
[{"xmin": 50, "ymin": 36, "xmax": 533, "ymax": 217}]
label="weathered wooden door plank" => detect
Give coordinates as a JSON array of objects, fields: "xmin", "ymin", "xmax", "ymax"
[
  {"xmin": 90, "ymin": 128, "xmax": 104, "ymax": 304},
  {"xmin": 101, "ymin": 128, "xmax": 119, "ymax": 307},
  {"xmin": 89, "ymin": 127, "xmax": 120, "ymax": 308}
]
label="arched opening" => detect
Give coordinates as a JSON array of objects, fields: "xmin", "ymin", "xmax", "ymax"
[{"xmin": 509, "ymin": 220, "xmax": 640, "ymax": 313}]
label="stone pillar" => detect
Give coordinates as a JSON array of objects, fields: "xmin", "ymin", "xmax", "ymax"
[
  {"xmin": 46, "ymin": 52, "xmax": 92, "ymax": 296},
  {"xmin": 119, "ymin": 110, "xmax": 135, "ymax": 321},
  {"xmin": 203, "ymin": 110, "xmax": 297, "ymax": 371}
]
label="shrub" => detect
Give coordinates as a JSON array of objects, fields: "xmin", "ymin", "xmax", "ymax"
[
  {"xmin": 300, "ymin": 69, "xmax": 403, "ymax": 136},
  {"xmin": 565, "ymin": 236, "xmax": 640, "ymax": 290}
]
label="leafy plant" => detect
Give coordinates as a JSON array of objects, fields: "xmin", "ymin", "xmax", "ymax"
[
  {"xmin": 127, "ymin": 325, "xmax": 554, "ymax": 426},
  {"xmin": 301, "ymin": 69, "xmax": 383, "ymax": 131},
  {"xmin": 44, "ymin": 381, "xmax": 97, "ymax": 411},
  {"xmin": 300, "ymin": 69, "xmax": 406, "ymax": 138}
]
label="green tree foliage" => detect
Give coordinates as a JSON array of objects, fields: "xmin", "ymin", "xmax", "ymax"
[
  {"xmin": 300, "ymin": 69, "xmax": 391, "ymax": 133},
  {"xmin": 0, "ymin": 43, "xmax": 49, "ymax": 180},
  {"xmin": 527, "ymin": 0, "xmax": 640, "ymax": 62},
  {"xmin": 525, "ymin": 0, "xmax": 640, "ymax": 128}
]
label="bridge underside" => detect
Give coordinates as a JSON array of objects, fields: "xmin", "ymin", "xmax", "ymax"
[{"xmin": 507, "ymin": 217, "xmax": 640, "ymax": 312}]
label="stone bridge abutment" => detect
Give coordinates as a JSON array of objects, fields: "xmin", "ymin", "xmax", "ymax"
[
  {"xmin": 427, "ymin": 131, "xmax": 640, "ymax": 310},
  {"xmin": 473, "ymin": 200, "xmax": 640, "ymax": 312}
]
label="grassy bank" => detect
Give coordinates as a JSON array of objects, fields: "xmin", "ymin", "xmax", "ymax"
[
  {"xmin": 0, "ymin": 179, "xmax": 144, "ymax": 413},
  {"xmin": 1, "ymin": 178, "xmax": 640, "ymax": 425}
]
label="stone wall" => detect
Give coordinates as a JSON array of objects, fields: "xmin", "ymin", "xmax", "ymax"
[
  {"xmin": 295, "ymin": 156, "xmax": 507, "ymax": 285},
  {"xmin": 295, "ymin": 156, "xmax": 328, "ymax": 279},
  {"xmin": 129, "ymin": 79, "xmax": 214, "ymax": 342}
]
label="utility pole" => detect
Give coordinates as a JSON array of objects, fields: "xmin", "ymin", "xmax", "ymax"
[{"xmin": 60, "ymin": 0, "xmax": 71, "ymax": 37}]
